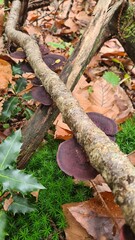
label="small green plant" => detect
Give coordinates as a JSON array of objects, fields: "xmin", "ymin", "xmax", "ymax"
[
  {"xmin": 47, "ymin": 41, "xmax": 74, "ymax": 56},
  {"xmin": 7, "ymin": 135, "xmax": 92, "ymax": 239},
  {"xmin": 0, "ymin": 129, "xmax": 45, "ymax": 239},
  {"xmin": 103, "ymin": 71, "xmax": 120, "ymax": 86},
  {"xmin": 0, "ymin": 64, "xmax": 34, "ymax": 125}
]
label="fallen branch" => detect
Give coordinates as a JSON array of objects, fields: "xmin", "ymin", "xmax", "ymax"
[
  {"xmin": 5, "ymin": 0, "xmax": 135, "ymax": 234},
  {"xmin": 17, "ymin": 0, "xmax": 122, "ymax": 167}
]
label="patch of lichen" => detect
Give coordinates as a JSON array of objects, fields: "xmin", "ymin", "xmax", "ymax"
[{"xmin": 120, "ymin": 4, "xmax": 135, "ymax": 42}]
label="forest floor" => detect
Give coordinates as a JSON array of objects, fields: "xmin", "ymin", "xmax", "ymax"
[{"xmin": 0, "ymin": 1, "xmax": 135, "ymax": 239}]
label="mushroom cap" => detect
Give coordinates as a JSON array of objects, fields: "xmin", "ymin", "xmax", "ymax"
[
  {"xmin": 87, "ymin": 112, "xmax": 118, "ymax": 136},
  {"xmin": 57, "ymin": 138, "xmax": 98, "ymax": 180},
  {"xmin": 31, "ymin": 86, "xmax": 53, "ymax": 106},
  {"xmin": 56, "ymin": 112, "xmax": 118, "ymax": 180}
]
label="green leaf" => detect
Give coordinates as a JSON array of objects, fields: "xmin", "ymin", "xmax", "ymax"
[
  {"xmin": 88, "ymin": 86, "xmax": 93, "ymax": 94},
  {"xmin": 0, "ymin": 169, "xmax": 45, "ymax": 193},
  {"xmin": 22, "ymin": 92, "xmax": 33, "ymax": 100},
  {"xmin": 3, "ymin": 124, "xmax": 10, "ymax": 129},
  {"xmin": 47, "ymin": 42, "xmax": 66, "ymax": 50},
  {"xmin": 103, "ymin": 71, "xmax": 120, "ymax": 86},
  {"xmin": 0, "ymin": 129, "xmax": 22, "ymax": 170},
  {"xmin": 24, "ymin": 108, "xmax": 34, "ymax": 120},
  {"xmin": 0, "ymin": 97, "xmax": 19, "ymax": 120},
  {"xmin": 0, "ymin": 210, "xmax": 7, "ymax": 240},
  {"xmin": 15, "ymin": 77, "xmax": 27, "ymax": 93},
  {"xmin": 112, "ymin": 58, "xmax": 125, "ymax": 71},
  {"xmin": 8, "ymin": 196, "xmax": 35, "ymax": 215},
  {"xmin": 0, "ymin": 0, "xmax": 4, "ymax": 3},
  {"xmin": 12, "ymin": 64, "xmax": 23, "ymax": 75}
]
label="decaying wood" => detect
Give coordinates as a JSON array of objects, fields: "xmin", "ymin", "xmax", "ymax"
[
  {"xmin": 28, "ymin": 0, "xmax": 51, "ymax": 11},
  {"xmin": 5, "ymin": 0, "xmax": 135, "ymax": 234},
  {"xmin": 109, "ymin": 0, "xmax": 135, "ymax": 63},
  {"xmin": 17, "ymin": 0, "xmax": 123, "ymax": 168}
]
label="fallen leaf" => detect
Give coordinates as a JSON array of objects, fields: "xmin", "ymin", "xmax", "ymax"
[
  {"xmin": 0, "ymin": 59, "xmax": 12, "ymax": 89},
  {"xmin": 62, "ymin": 203, "xmax": 93, "ymax": 240},
  {"xmin": 54, "ymin": 125, "xmax": 73, "ymax": 140},
  {"xmin": 128, "ymin": 151, "xmax": 135, "ymax": 165},
  {"xmin": 3, "ymin": 196, "xmax": 13, "ymax": 211},
  {"xmin": 31, "ymin": 191, "xmax": 39, "ymax": 202},
  {"xmin": 54, "ymin": 76, "xmax": 134, "ymax": 140},
  {"xmin": 69, "ymin": 192, "xmax": 125, "ymax": 240}
]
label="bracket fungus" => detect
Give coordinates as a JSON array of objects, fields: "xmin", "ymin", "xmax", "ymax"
[{"xmin": 56, "ymin": 112, "xmax": 118, "ymax": 180}]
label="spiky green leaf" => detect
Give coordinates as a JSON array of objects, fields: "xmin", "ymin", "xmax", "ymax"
[
  {"xmin": 15, "ymin": 77, "xmax": 27, "ymax": 93},
  {"xmin": 103, "ymin": 71, "xmax": 120, "ymax": 86},
  {"xmin": 22, "ymin": 92, "xmax": 33, "ymax": 100},
  {"xmin": 8, "ymin": 196, "xmax": 35, "ymax": 215},
  {"xmin": 12, "ymin": 64, "xmax": 23, "ymax": 75},
  {"xmin": 0, "ymin": 97, "xmax": 19, "ymax": 120},
  {"xmin": 0, "ymin": 210, "xmax": 7, "ymax": 240},
  {"xmin": 0, "ymin": 169, "xmax": 45, "ymax": 193},
  {"xmin": 0, "ymin": 129, "xmax": 22, "ymax": 170}
]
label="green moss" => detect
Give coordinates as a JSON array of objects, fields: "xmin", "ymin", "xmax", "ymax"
[
  {"xmin": 116, "ymin": 116, "xmax": 135, "ymax": 154},
  {"xmin": 120, "ymin": 5, "xmax": 135, "ymax": 42},
  {"xmin": 7, "ymin": 135, "xmax": 92, "ymax": 240},
  {"xmin": 7, "ymin": 116, "xmax": 135, "ymax": 239}
]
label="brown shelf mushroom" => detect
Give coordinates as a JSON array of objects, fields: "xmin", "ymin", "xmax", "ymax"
[{"xmin": 56, "ymin": 112, "xmax": 118, "ymax": 180}]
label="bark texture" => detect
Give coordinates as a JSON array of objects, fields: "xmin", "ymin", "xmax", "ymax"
[
  {"xmin": 5, "ymin": 0, "xmax": 135, "ymax": 233},
  {"xmin": 17, "ymin": 0, "xmax": 121, "ymax": 167},
  {"xmin": 109, "ymin": 1, "xmax": 135, "ymax": 63},
  {"xmin": 28, "ymin": 0, "xmax": 51, "ymax": 11}
]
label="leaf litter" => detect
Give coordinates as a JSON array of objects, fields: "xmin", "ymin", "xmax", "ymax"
[{"xmin": 0, "ymin": 1, "xmax": 134, "ymax": 239}]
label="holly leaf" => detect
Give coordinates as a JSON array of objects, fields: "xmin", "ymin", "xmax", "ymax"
[
  {"xmin": 12, "ymin": 64, "xmax": 23, "ymax": 75},
  {"xmin": 0, "ymin": 129, "xmax": 22, "ymax": 170},
  {"xmin": 103, "ymin": 71, "xmax": 120, "ymax": 86},
  {"xmin": 0, "ymin": 96, "xmax": 19, "ymax": 120},
  {"xmin": 0, "ymin": 169, "xmax": 45, "ymax": 193},
  {"xmin": 15, "ymin": 77, "xmax": 27, "ymax": 93},
  {"xmin": 0, "ymin": 210, "xmax": 7, "ymax": 240},
  {"xmin": 8, "ymin": 196, "xmax": 35, "ymax": 215}
]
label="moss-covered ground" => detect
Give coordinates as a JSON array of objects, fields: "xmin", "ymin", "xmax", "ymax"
[{"xmin": 7, "ymin": 116, "xmax": 135, "ymax": 240}]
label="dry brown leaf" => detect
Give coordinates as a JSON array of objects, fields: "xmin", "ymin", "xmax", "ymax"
[
  {"xmin": 3, "ymin": 196, "xmax": 13, "ymax": 211},
  {"xmin": 114, "ymin": 86, "xmax": 134, "ymax": 122},
  {"xmin": 23, "ymin": 25, "xmax": 43, "ymax": 40},
  {"xmin": 31, "ymin": 191, "xmax": 39, "ymax": 202},
  {"xmin": 62, "ymin": 203, "xmax": 93, "ymax": 240},
  {"xmin": 54, "ymin": 125, "xmax": 73, "ymax": 140},
  {"xmin": 0, "ymin": 59, "xmax": 12, "ymax": 89},
  {"xmin": 128, "ymin": 151, "xmax": 135, "ymax": 165},
  {"xmin": 64, "ymin": 18, "xmax": 78, "ymax": 33},
  {"xmin": 75, "ymin": 11, "xmax": 91, "ymax": 25},
  {"xmin": 54, "ymin": 76, "xmax": 134, "ymax": 139},
  {"xmin": 59, "ymin": 0, "xmax": 73, "ymax": 19},
  {"xmin": 69, "ymin": 192, "xmax": 125, "ymax": 240},
  {"xmin": 27, "ymin": 11, "xmax": 39, "ymax": 22},
  {"xmin": 100, "ymin": 39, "xmax": 124, "ymax": 54}
]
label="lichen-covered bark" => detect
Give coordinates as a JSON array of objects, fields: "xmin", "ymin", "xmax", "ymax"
[
  {"xmin": 18, "ymin": 0, "xmax": 118, "ymax": 167},
  {"xmin": 5, "ymin": 0, "xmax": 135, "ymax": 233}
]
